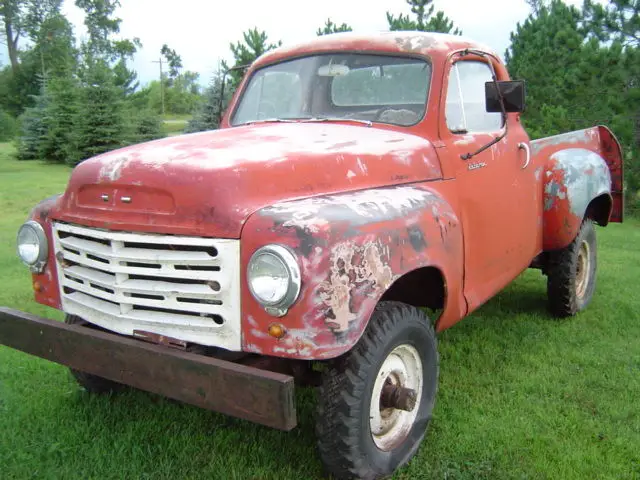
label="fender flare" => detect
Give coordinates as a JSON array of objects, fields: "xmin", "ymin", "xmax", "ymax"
[{"xmin": 543, "ymin": 148, "xmax": 613, "ymax": 251}]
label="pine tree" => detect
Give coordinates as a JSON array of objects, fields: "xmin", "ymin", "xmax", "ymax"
[
  {"xmin": 68, "ymin": 58, "xmax": 126, "ymax": 165},
  {"xmin": 128, "ymin": 109, "xmax": 164, "ymax": 143},
  {"xmin": 16, "ymin": 79, "xmax": 50, "ymax": 161},
  {"xmin": 505, "ymin": 0, "xmax": 587, "ymax": 138},
  {"xmin": 186, "ymin": 68, "xmax": 233, "ymax": 133},
  {"xmin": 386, "ymin": 0, "xmax": 461, "ymax": 34},
  {"xmin": 506, "ymin": 0, "xmax": 639, "ymax": 206},
  {"xmin": 39, "ymin": 74, "xmax": 80, "ymax": 163},
  {"xmin": 223, "ymin": 28, "xmax": 282, "ymax": 88},
  {"xmin": 317, "ymin": 18, "xmax": 352, "ymax": 36}
]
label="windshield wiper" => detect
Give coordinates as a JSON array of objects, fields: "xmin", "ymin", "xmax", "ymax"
[
  {"xmin": 299, "ymin": 117, "xmax": 373, "ymax": 127},
  {"xmin": 239, "ymin": 118, "xmax": 297, "ymax": 126}
]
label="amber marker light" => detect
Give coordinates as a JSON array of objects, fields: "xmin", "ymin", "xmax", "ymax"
[
  {"xmin": 33, "ymin": 281, "xmax": 42, "ymax": 292},
  {"xmin": 268, "ymin": 323, "xmax": 287, "ymax": 339}
]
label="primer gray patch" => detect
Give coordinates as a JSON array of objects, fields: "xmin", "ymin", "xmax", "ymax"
[{"xmin": 549, "ymin": 148, "xmax": 611, "ymax": 217}]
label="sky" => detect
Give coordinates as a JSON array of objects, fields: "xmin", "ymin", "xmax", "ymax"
[{"xmin": 35, "ymin": 0, "xmax": 586, "ymax": 87}]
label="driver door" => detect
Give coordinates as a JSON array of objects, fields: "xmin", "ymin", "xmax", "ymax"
[{"xmin": 443, "ymin": 58, "xmax": 540, "ymax": 312}]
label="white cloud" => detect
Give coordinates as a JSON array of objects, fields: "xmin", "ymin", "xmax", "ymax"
[{"xmin": 27, "ymin": 0, "xmax": 590, "ymax": 87}]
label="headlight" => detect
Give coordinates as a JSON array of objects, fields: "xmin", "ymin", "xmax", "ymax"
[
  {"xmin": 17, "ymin": 221, "xmax": 48, "ymax": 272},
  {"xmin": 247, "ymin": 244, "xmax": 301, "ymax": 314}
]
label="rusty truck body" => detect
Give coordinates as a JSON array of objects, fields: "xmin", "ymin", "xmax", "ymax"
[{"xmin": 1, "ymin": 32, "xmax": 623, "ymax": 479}]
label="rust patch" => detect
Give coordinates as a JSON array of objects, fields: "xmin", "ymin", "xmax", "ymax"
[
  {"xmin": 318, "ymin": 241, "xmax": 396, "ymax": 332},
  {"xmin": 394, "ymin": 34, "xmax": 437, "ymax": 52}
]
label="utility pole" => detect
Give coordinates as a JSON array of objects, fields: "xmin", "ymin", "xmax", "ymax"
[{"xmin": 152, "ymin": 57, "xmax": 165, "ymax": 115}]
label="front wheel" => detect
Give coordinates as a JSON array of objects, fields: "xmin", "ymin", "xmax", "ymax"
[
  {"xmin": 315, "ymin": 301, "xmax": 438, "ymax": 480},
  {"xmin": 546, "ymin": 219, "xmax": 597, "ymax": 317}
]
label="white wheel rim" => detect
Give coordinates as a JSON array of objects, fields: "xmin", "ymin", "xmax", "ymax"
[
  {"xmin": 576, "ymin": 240, "xmax": 591, "ymax": 299},
  {"xmin": 369, "ymin": 344, "xmax": 423, "ymax": 451}
]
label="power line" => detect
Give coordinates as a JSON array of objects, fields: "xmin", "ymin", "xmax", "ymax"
[{"xmin": 152, "ymin": 57, "xmax": 165, "ymax": 115}]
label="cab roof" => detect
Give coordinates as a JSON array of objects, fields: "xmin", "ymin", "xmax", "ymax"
[{"xmin": 254, "ymin": 31, "xmax": 497, "ymax": 68}]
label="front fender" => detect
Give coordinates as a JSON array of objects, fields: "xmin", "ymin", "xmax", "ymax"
[
  {"xmin": 25, "ymin": 194, "xmax": 63, "ymax": 309},
  {"xmin": 239, "ymin": 185, "xmax": 464, "ymax": 360},
  {"xmin": 543, "ymin": 148, "xmax": 612, "ymax": 251}
]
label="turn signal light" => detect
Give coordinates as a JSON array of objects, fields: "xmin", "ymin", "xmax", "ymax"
[{"xmin": 268, "ymin": 323, "xmax": 286, "ymax": 339}]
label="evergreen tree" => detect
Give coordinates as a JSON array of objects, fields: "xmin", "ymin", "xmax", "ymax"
[
  {"xmin": 186, "ymin": 68, "xmax": 232, "ymax": 133},
  {"xmin": 386, "ymin": 0, "xmax": 461, "ymax": 34},
  {"xmin": 223, "ymin": 28, "xmax": 282, "ymax": 88},
  {"xmin": 39, "ymin": 74, "xmax": 79, "ymax": 163},
  {"xmin": 68, "ymin": 58, "xmax": 125, "ymax": 165},
  {"xmin": 317, "ymin": 18, "xmax": 352, "ymax": 36},
  {"xmin": 583, "ymin": 0, "xmax": 639, "ymax": 46},
  {"xmin": 505, "ymin": 0, "xmax": 587, "ymax": 138},
  {"xmin": 506, "ymin": 0, "xmax": 639, "ymax": 205},
  {"xmin": 16, "ymin": 79, "xmax": 49, "ymax": 160},
  {"xmin": 127, "ymin": 108, "xmax": 164, "ymax": 143}
]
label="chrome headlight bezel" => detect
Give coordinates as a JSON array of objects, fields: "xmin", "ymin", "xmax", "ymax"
[
  {"xmin": 16, "ymin": 220, "xmax": 48, "ymax": 273},
  {"xmin": 247, "ymin": 244, "xmax": 301, "ymax": 315}
]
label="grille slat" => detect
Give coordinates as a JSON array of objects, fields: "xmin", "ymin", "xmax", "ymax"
[
  {"xmin": 65, "ymin": 292, "xmax": 224, "ymax": 329},
  {"xmin": 53, "ymin": 222, "xmax": 241, "ymax": 351},
  {"xmin": 60, "ymin": 249, "xmax": 222, "ymax": 281},
  {"xmin": 59, "ymin": 235, "xmax": 221, "ymax": 265}
]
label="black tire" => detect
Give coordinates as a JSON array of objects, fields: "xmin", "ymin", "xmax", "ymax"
[
  {"xmin": 546, "ymin": 219, "xmax": 597, "ymax": 317},
  {"xmin": 64, "ymin": 315, "xmax": 127, "ymax": 394},
  {"xmin": 315, "ymin": 301, "xmax": 439, "ymax": 480}
]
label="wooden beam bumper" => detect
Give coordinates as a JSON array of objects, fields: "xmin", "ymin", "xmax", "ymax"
[{"xmin": 0, "ymin": 307, "xmax": 296, "ymax": 431}]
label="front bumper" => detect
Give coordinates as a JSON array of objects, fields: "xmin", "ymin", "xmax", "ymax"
[{"xmin": 0, "ymin": 307, "xmax": 296, "ymax": 431}]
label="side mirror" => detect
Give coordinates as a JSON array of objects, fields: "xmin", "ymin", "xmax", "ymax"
[{"xmin": 485, "ymin": 80, "xmax": 526, "ymax": 113}]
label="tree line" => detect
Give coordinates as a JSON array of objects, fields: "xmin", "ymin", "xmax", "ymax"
[{"xmin": 0, "ymin": 0, "xmax": 638, "ymax": 210}]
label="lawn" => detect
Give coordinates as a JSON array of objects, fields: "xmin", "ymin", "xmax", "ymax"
[
  {"xmin": 161, "ymin": 115, "xmax": 192, "ymax": 137},
  {"xmin": 0, "ymin": 142, "xmax": 639, "ymax": 479}
]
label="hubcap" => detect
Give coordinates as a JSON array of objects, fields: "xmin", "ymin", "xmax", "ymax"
[
  {"xmin": 370, "ymin": 344, "xmax": 423, "ymax": 451},
  {"xmin": 575, "ymin": 240, "xmax": 591, "ymax": 299}
]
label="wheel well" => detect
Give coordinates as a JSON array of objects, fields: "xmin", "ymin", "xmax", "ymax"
[
  {"xmin": 585, "ymin": 194, "xmax": 612, "ymax": 227},
  {"xmin": 379, "ymin": 266, "xmax": 446, "ymax": 313}
]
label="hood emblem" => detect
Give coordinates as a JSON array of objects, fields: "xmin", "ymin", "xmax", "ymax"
[{"xmin": 100, "ymin": 194, "xmax": 131, "ymax": 204}]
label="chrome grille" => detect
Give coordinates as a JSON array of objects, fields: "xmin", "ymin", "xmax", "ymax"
[{"xmin": 52, "ymin": 222, "xmax": 241, "ymax": 350}]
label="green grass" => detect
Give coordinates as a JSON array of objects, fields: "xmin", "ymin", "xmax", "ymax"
[
  {"xmin": 161, "ymin": 115, "xmax": 192, "ymax": 137},
  {"xmin": 1, "ymin": 142, "xmax": 639, "ymax": 479}
]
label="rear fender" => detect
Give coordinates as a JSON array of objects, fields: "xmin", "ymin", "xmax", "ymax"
[
  {"xmin": 240, "ymin": 185, "xmax": 465, "ymax": 360},
  {"xmin": 532, "ymin": 126, "xmax": 623, "ymax": 251}
]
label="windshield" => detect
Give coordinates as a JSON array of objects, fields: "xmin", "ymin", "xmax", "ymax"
[{"xmin": 230, "ymin": 53, "xmax": 431, "ymax": 127}]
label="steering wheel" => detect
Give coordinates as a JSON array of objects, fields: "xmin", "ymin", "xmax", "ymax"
[{"xmin": 374, "ymin": 106, "xmax": 398, "ymax": 122}]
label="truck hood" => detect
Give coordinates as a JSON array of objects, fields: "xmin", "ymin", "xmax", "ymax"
[{"xmin": 52, "ymin": 122, "xmax": 442, "ymax": 238}]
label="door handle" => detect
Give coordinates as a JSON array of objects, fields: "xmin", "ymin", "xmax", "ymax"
[{"xmin": 518, "ymin": 142, "xmax": 530, "ymax": 169}]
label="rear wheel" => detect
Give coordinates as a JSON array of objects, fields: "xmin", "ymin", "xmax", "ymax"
[
  {"xmin": 64, "ymin": 315, "xmax": 126, "ymax": 394},
  {"xmin": 546, "ymin": 219, "xmax": 597, "ymax": 317},
  {"xmin": 315, "ymin": 301, "xmax": 438, "ymax": 479}
]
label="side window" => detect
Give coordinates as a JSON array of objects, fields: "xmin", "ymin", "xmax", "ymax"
[{"xmin": 445, "ymin": 60, "xmax": 503, "ymax": 133}]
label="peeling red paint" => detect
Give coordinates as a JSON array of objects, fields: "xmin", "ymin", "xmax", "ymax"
[
  {"xmin": 240, "ymin": 185, "xmax": 465, "ymax": 360},
  {"xmin": 534, "ymin": 126, "xmax": 623, "ymax": 250},
  {"xmin": 27, "ymin": 195, "xmax": 63, "ymax": 309}
]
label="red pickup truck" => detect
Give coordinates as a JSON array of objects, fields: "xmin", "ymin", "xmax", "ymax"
[{"xmin": 1, "ymin": 32, "xmax": 624, "ymax": 479}]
